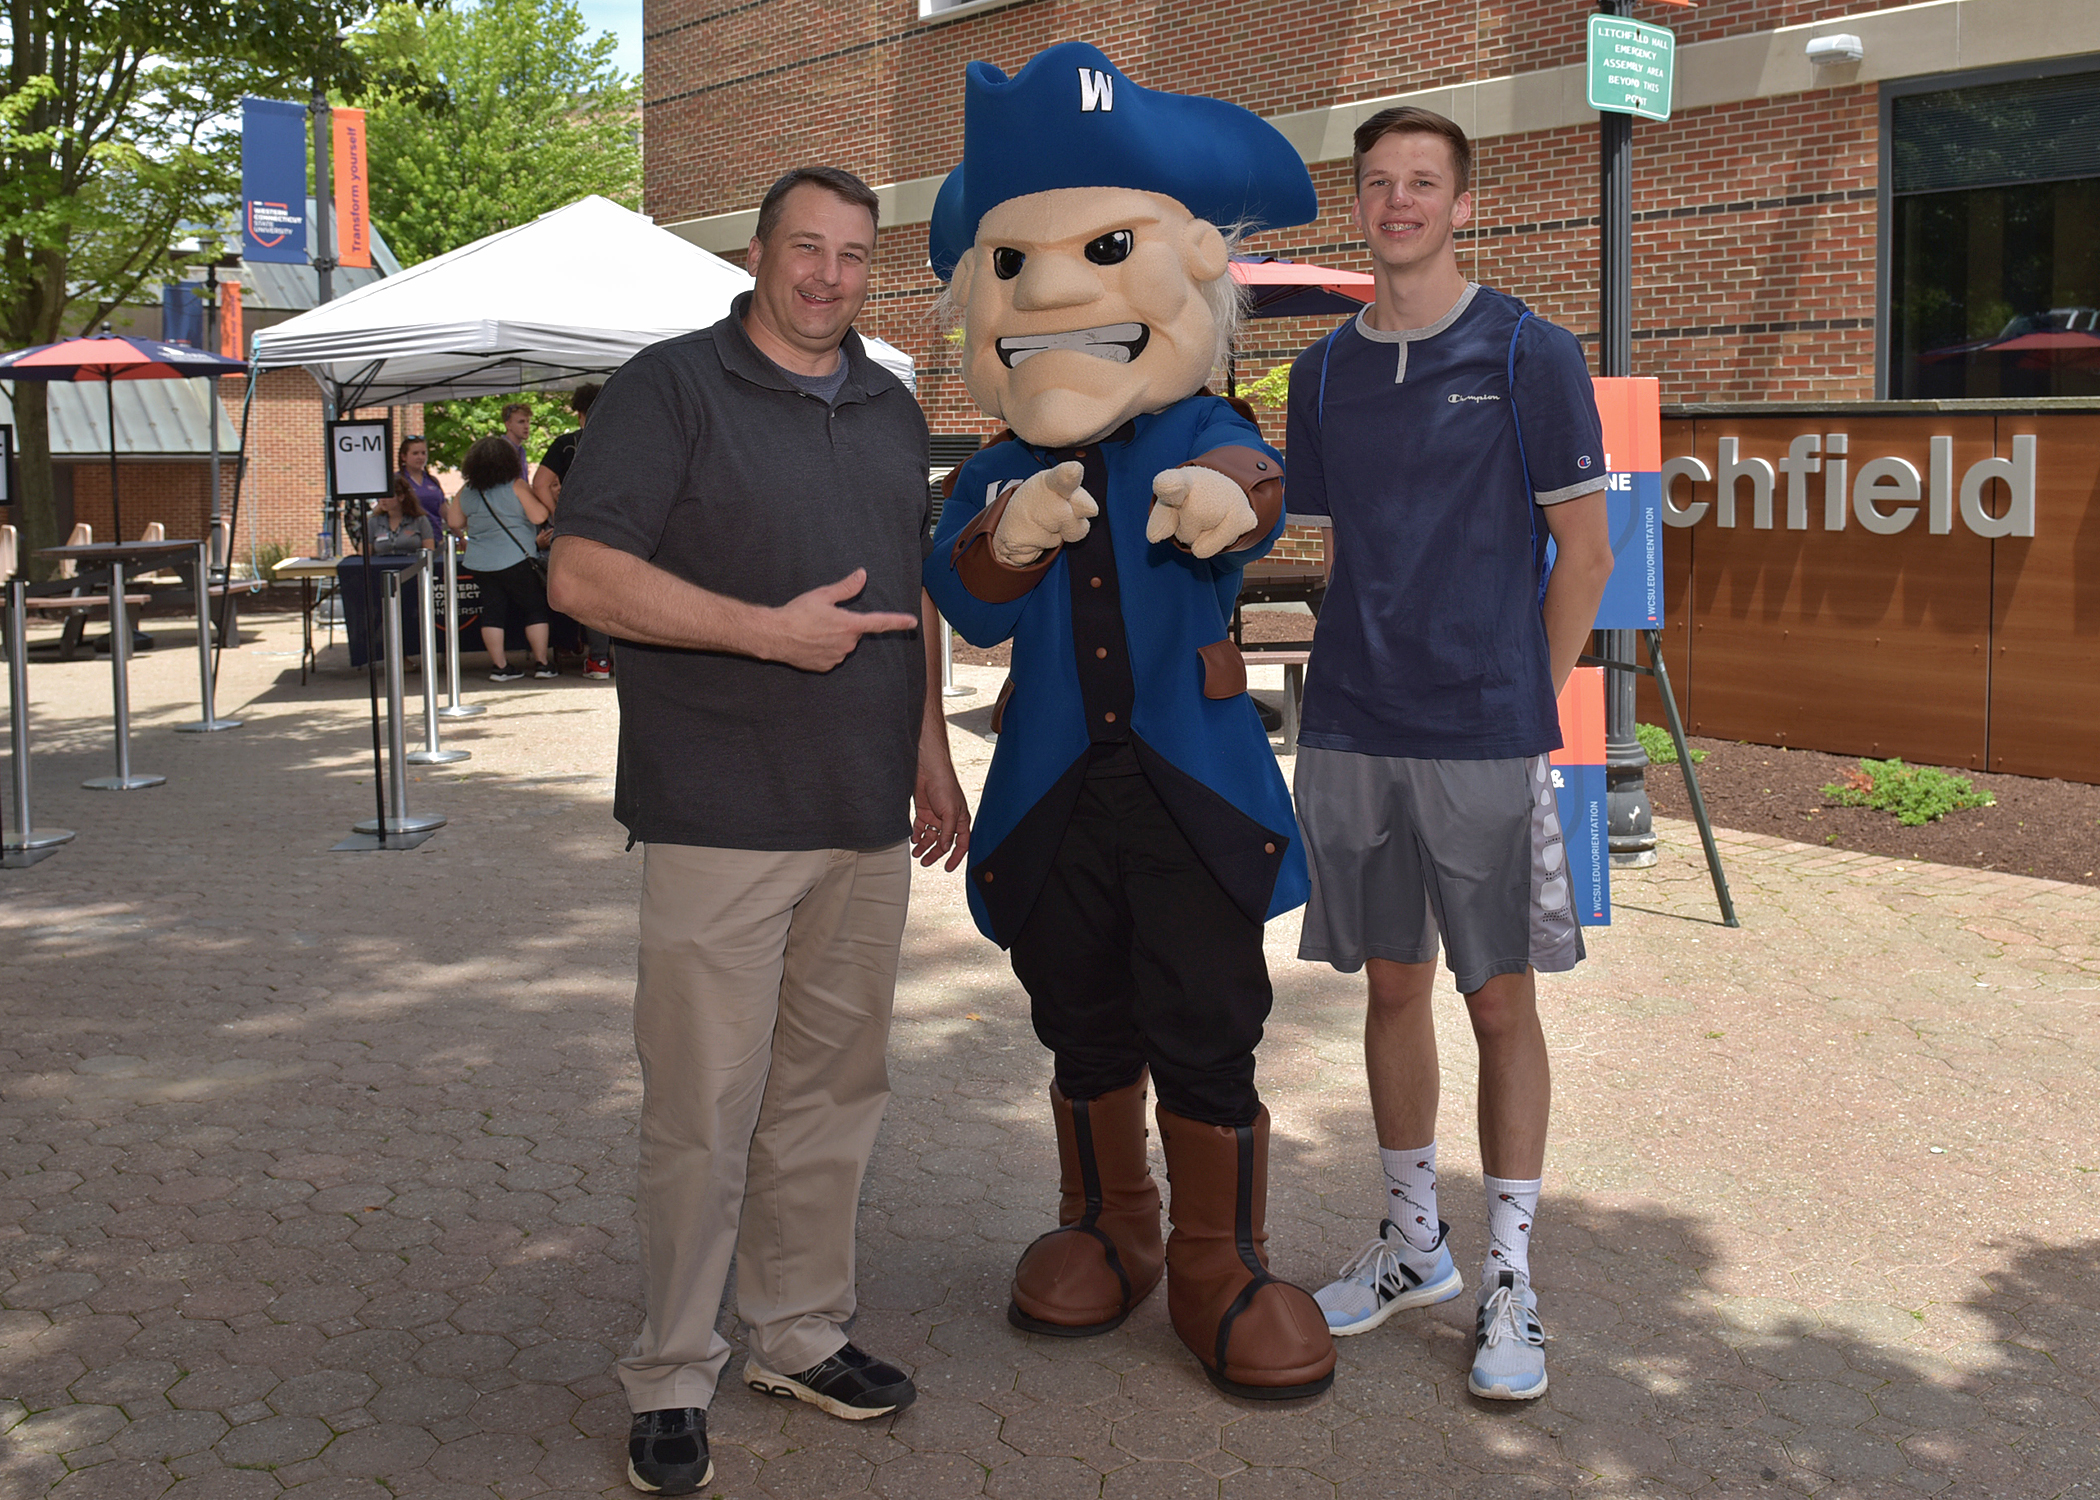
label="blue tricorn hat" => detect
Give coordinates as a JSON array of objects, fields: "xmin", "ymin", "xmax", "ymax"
[{"xmin": 927, "ymin": 41, "xmax": 1318, "ymax": 281}]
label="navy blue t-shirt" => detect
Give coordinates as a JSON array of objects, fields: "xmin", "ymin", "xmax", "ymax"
[{"xmin": 1284, "ymin": 284, "xmax": 1606, "ymax": 760}]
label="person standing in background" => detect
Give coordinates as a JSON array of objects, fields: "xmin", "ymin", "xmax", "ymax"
[
  {"xmin": 502, "ymin": 401, "xmax": 533, "ymax": 480},
  {"xmin": 396, "ymin": 435, "xmax": 446, "ymax": 530},
  {"xmin": 532, "ymin": 383, "xmax": 613, "ymax": 678},
  {"xmin": 444, "ymin": 435, "xmax": 556, "ymax": 681}
]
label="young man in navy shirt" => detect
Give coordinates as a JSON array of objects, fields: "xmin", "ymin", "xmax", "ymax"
[{"xmin": 1285, "ymin": 107, "xmax": 1615, "ymax": 1401}]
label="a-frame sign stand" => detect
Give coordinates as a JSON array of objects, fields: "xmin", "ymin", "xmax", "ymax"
[{"xmin": 1582, "ymin": 631, "xmax": 1739, "ymax": 927}]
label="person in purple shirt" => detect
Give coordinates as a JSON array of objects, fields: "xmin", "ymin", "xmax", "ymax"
[{"xmin": 396, "ymin": 436, "xmax": 446, "ymax": 529}]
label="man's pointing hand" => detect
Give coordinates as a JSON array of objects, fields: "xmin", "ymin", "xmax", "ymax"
[{"xmin": 767, "ymin": 569, "xmax": 920, "ymax": 671}]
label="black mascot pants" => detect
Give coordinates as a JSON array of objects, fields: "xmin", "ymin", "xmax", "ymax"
[{"xmin": 1008, "ymin": 770, "xmax": 1272, "ymax": 1127}]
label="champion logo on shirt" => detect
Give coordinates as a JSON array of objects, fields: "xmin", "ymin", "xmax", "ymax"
[
  {"xmin": 1447, "ymin": 392, "xmax": 1503, "ymax": 404},
  {"xmin": 1576, "ymin": 455, "xmax": 1593, "ymax": 468}
]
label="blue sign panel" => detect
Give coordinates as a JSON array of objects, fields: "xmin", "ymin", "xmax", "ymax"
[
  {"xmin": 1552, "ymin": 761, "xmax": 1610, "ymax": 926},
  {"xmin": 241, "ymin": 98, "xmax": 308, "ymax": 265},
  {"xmin": 1594, "ymin": 468, "xmax": 1663, "ymax": 629}
]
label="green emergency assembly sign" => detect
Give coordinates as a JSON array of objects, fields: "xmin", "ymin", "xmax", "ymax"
[{"xmin": 1588, "ymin": 14, "xmax": 1675, "ymax": 122}]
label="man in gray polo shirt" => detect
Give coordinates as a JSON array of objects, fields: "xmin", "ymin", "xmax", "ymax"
[{"xmin": 549, "ymin": 166, "xmax": 969, "ymax": 1498}]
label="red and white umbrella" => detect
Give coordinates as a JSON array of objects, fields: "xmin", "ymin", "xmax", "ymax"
[{"xmin": 0, "ymin": 333, "xmax": 247, "ymax": 539}]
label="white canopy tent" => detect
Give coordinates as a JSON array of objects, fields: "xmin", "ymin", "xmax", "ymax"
[{"xmin": 249, "ymin": 194, "xmax": 913, "ymax": 406}]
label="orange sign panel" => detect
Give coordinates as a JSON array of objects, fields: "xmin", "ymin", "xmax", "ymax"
[{"xmin": 332, "ymin": 107, "xmax": 371, "ymax": 270}]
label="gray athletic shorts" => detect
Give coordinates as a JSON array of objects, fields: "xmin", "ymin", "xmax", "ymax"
[{"xmin": 1294, "ymin": 748, "xmax": 1585, "ymax": 992}]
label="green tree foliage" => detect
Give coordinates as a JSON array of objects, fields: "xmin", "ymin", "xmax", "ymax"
[
  {"xmin": 1242, "ymin": 362, "xmax": 1290, "ymax": 410},
  {"xmin": 423, "ymin": 389, "xmax": 572, "ymax": 471},
  {"xmin": 1, "ymin": 0, "xmax": 382, "ymax": 562},
  {"xmin": 355, "ymin": 0, "xmax": 639, "ymax": 268}
]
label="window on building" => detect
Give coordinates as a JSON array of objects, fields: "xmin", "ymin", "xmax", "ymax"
[{"xmin": 1886, "ymin": 64, "xmax": 2100, "ymax": 399}]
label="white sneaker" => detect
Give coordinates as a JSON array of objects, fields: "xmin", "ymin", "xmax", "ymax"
[
  {"xmin": 1469, "ymin": 1269, "xmax": 1547, "ymax": 1399},
  {"xmin": 1314, "ymin": 1218, "xmax": 1463, "ymax": 1336}
]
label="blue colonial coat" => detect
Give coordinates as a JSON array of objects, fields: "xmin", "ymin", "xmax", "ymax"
[{"xmin": 926, "ymin": 395, "xmax": 1311, "ymax": 947}]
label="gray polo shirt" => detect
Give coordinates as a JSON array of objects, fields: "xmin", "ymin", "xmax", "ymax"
[{"xmin": 553, "ymin": 294, "xmax": 930, "ymax": 851}]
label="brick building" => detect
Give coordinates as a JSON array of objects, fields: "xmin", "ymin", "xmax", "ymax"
[{"xmin": 646, "ymin": 0, "xmax": 2100, "ymax": 427}]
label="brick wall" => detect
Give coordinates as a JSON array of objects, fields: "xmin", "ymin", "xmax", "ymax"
[
  {"xmin": 227, "ymin": 371, "xmax": 423, "ymax": 560},
  {"xmin": 647, "ymin": 0, "xmax": 1891, "ymax": 427},
  {"xmin": 61, "ymin": 462, "xmax": 235, "ymax": 546}
]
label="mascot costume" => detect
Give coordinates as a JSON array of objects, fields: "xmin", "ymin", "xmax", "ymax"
[{"xmin": 924, "ymin": 42, "xmax": 1336, "ymax": 1400}]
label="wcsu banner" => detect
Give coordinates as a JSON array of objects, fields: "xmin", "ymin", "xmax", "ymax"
[
  {"xmin": 332, "ymin": 107, "xmax": 371, "ymax": 270},
  {"xmin": 241, "ymin": 98, "xmax": 307, "ymax": 265},
  {"xmin": 1591, "ymin": 376, "xmax": 1663, "ymax": 629},
  {"xmin": 1551, "ymin": 666, "xmax": 1610, "ymax": 926}
]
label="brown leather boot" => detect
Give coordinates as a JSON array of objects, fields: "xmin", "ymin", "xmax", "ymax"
[
  {"xmin": 1008, "ymin": 1076, "xmax": 1165, "ymax": 1336},
  {"xmin": 1157, "ymin": 1105, "xmax": 1337, "ymax": 1399}
]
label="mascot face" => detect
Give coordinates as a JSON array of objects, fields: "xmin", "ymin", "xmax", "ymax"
[{"xmin": 953, "ymin": 187, "xmax": 1229, "ymax": 449}]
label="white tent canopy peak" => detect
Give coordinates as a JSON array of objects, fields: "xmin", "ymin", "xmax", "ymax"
[{"xmin": 249, "ymin": 195, "xmax": 913, "ymax": 407}]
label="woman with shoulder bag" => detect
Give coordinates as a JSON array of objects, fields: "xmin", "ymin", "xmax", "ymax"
[{"xmin": 442, "ymin": 434, "xmax": 557, "ymax": 681}]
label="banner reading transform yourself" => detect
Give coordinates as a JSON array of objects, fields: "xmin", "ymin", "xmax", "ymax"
[
  {"xmin": 332, "ymin": 107, "xmax": 371, "ymax": 270},
  {"xmin": 241, "ymin": 98, "xmax": 308, "ymax": 265}
]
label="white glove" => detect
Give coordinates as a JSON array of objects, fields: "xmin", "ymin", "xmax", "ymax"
[
  {"xmin": 992, "ymin": 460, "xmax": 1097, "ymax": 568},
  {"xmin": 1146, "ymin": 467, "xmax": 1257, "ymax": 559}
]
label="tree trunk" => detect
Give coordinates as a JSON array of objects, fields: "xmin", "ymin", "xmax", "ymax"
[{"xmin": 11, "ymin": 382, "xmax": 61, "ymax": 579}]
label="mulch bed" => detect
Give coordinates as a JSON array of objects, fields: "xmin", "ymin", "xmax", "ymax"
[{"xmin": 1646, "ymin": 737, "xmax": 2100, "ymax": 889}]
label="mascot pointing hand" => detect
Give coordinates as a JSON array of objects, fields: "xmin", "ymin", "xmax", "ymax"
[{"xmin": 924, "ymin": 43, "xmax": 1336, "ymax": 1400}]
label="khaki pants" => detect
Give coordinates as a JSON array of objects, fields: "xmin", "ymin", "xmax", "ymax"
[{"xmin": 617, "ymin": 840, "xmax": 910, "ymax": 1412}]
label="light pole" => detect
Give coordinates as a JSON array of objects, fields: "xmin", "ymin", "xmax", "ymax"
[{"xmin": 1597, "ymin": 0, "xmax": 1656, "ymax": 868}]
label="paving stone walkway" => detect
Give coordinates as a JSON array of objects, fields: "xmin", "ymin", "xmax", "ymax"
[{"xmin": 0, "ymin": 614, "xmax": 2094, "ymax": 1499}]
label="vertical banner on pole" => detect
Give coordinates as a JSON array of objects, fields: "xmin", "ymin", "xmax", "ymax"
[
  {"xmin": 219, "ymin": 282, "xmax": 244, "ymax": 361},
  {"xmin": 332, "ymin": 107, "xmax": 372, "ymax": 270},
  {"xmin": 0, "ymin": 424, "xmax": 13, "ymax": 506},
  {"xmin": 160, "ymin": 284, "xmax": 206, "ymax": 346},
  {"xmin": 1590, "ymin": 376, "xmax": 1664, "ymax": 629},
  {"xmin": 1552, "ymin": 666, "xmax": 1610, "ymax": 925},
  {"xmin": 241, "ymin": 98, "xmax": 309, "ymax": 265}
]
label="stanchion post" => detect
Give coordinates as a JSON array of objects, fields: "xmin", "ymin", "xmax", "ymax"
[
  {"xmin": 176, "ymin": 538, "xmax": 242, "ymax": 733},
  {"xmin": 352, "ymin": 566, "xmax": 445, "ymax": 841},
  {"xmin": 939, "ymin": 612, "xmax": 972, "ymax": 698},
  {"xmin": 437, "ymin": 533, "xmax": 484, "ymax": 720},
  {"xmin": 3, "ymin": 581, "xmax": 75, "ymax": 866},
  {"xmin": 409, "ymin": 548, "xmax": 468, "ymax": 765},
  {"xmin": 82, "ymin": 560, "xmax": 164, "ymax": 791}
]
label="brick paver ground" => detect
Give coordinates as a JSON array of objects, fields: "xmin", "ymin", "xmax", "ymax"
[{"xmin": 0, "ymin": 612, "xmax": 2095, "ymax": 1499}]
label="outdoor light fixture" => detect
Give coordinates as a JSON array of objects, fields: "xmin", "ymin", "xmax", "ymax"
[{"xmin": 1805, "ymin": 33, "xmax": 1865, "ymax": 66}]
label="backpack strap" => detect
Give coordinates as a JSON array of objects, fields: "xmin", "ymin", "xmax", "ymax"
[{"xmin": 1506, "ymin": 309, "xmax": 1552, "ymax": 603}]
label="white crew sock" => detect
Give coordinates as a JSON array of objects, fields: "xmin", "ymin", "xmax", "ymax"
[
  {"xmin": 1378, "ymin": 1143, "xmax": 1441, "ymax": 1253},
  {"xmin": 1483, "ymin": 1175, "xmax": 1542, "ymax": 1285}
]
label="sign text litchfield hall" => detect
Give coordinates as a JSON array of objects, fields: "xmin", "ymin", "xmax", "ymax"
[{"xmin": 1661, "ymin": 433, "xmax": 2037, "ymax": 537}]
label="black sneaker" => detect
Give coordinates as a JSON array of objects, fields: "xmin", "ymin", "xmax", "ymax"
[
  {"xmin": 533, "ymin": 660, "xmax": 559, "ymax": 679},
  {"xmin": 627, "ymin": 1406, "xmax": 711, "ymax": 1495},
  {"xmin": 745, "ymin": 1342, "xmax": 916, "ymax": 1420},
  {"xmin": 488, "ymin": 665, "xmax": 526, "ymax": 682}
]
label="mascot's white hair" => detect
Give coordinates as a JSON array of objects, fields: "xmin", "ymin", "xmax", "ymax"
[{"xmin": 933, "ymin": 223, "xmax": 1250, "ymax": 380}]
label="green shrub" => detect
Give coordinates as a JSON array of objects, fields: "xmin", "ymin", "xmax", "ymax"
[
  {"xmin": 1635, "ymin": 722, "xmax": 1706, "ymax": 765},
  {"xmin": 1822, "ymin": 757, "xmax": 1995, "ymax": 826}
]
